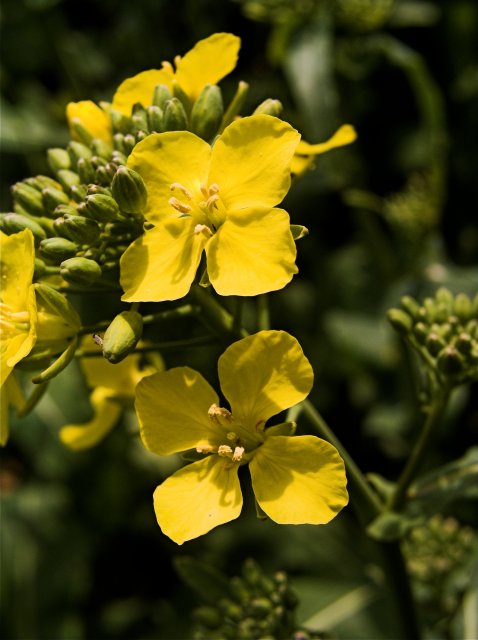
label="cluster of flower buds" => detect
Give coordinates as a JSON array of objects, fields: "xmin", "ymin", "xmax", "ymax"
[
  {"xmin": 191, "ymin": 558, "xmax": 325, "ymax": 640},
  {"xmin": 387, "ymin": 287, "xmax": 478, "ymax": 386},
  {"xmin": 403, "ymin": 514, "xmax": 477, "ymax": 624}
]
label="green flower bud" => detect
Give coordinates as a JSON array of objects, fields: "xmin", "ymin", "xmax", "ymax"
[
  {"xmin": 435, "ymin": 287, "xmax": 454, "ymax": 310},
  {"xmin": 163, "ymin": 97, "xmax": 188, "ymax": 131},
  {"xmin": 69, "ymin": 184, "xmax": 88, "ymax": 204},
  {"xmin": 250, "ymin": 597, "xmax": 273, "ymax": 617},
  {"xmin": 454, "ymin": 333, "xmax": 473, "ymax": 356},
  {"xmin": 242, "ymin": 558, "xmax": 262, "ymax": 587},
  {"xmin": 60, "ymin": 257, "xmax": 102, "ymax": 286},
  {"xmin": 91, "ymin": 138, "xmax": 113, "ymax": 159},
  {"xmin": 102, "ymin": 310, "xmax": 144, "ymax": 363},
  {"xmin": 218, "ymin": 598, "xmax": 243, "ymax": 622},
  {"xmin": 81, "ymin": 193, "xmax": 120, "ymax": 222},
  {"xmin": 123, "ymin": 134, "xmax": 137, "ymax": 155},
  {"xmin": 132, "ymin": 102, "xmax": 149, "ymax": 134},
  {"xmin": 34, "ymin": 257, "xmax": 48, "ymax": 278},
  {"xmin": 113, "ymin": 133, "xmax": 126, "ymax": 154},
  {"xmin": 387, "ymin": 308, "xmax": 413, "ymax": 335},
  {"xmin": 39, "ymin": 237, "xmax": 78, "ymax": 263},
  {"xmin": 111, "ymin": 166, "xmax": 148, "ymax": 214},
  {"xmin": 41, "ymin": 187, "xmax": 70, "ymax": 215},
  {"xmin": 454, "ymin": 293, "xmax": 471, "ymax": 321},
  {"xmin": 253, "ymin": 99, "xmax": 283, "ymax": 117},
  {"xmin": 25, "ymin": 175, "xmax": 62, "ymax": 192},
  {"xmin": 110, "ymin": 109, "xmax": 132, "ymax": 134},
  {"xmin": 56, "ymin": 169, "xmax": 81, "ymax": 192},
  {"xmin": 111, "ymin": 150, "xmax": 128, "ymax": 165},
  {"xmin": 437, "ymin": 346, "xmax": 465, "ymax": 376},
  {"xmin": 190, "ymin": 84, "xmax": 224, "ymax": 142},
  {"xmin": 413, "ymin": 322, "xmax": 428, "ymax": 344},
  {"xmin": 192, "ymin": 606, "xmax": 221, "ymax": 630},
  {"xmin": 47, "ymin": 148, "xmax": 71, "ymax": 173},
  {"xmin": 11, "ymin": 182, "xmax": 45, "ymax": 217},
  {"xmin": 400, "ymin": 295, "xmax": 421, "ymax": 320},
  {"xmin": 147, "ymin": 105, "xmax": 164, "ymax": 133},
  {"xmin": 0, "ymin": 212, "xmax": 47, "ymax": 244},
  {"xmin": 425, "ymin": 332, "xmax": 446, "ymax": 357},
  {"xmin": 172, "ymin": 79, "xmax": 191, "ymax": 112},
  {"xmin": 68, "ymin": 140, "xmax": 93, "ymax": 164},
  {"xmin": 54, "ymin": 214, "xmax": 101, "ymax": 244},
  {"xmin": 152, "ymin": 84, "xmax": 173, "ymax": 110},
  {"xmin": 77, "ymin": 157, "xmax": 96, "ymax": 184},
  {"xmin": 69, "ymin": 119, "xmax": 94, "ymax": 145}
]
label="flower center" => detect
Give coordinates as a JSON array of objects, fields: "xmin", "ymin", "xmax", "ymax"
[
  {"xmin": 0, "ymin": 302, "xmax": 30, "ymax": 340},
  {"xmin": 195, "ymin": 403, "xmax": 246, "ymax": 466},
  {"xmin": 168, "ymin": 181, "xmax": 225, "ymax": 233}
]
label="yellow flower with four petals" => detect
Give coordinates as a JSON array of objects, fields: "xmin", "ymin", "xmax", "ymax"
[
  {"xmin": 120, "ymin": 114, "xmax": 301, "ymax": 301},
  {"xmin": 136, "ymin": 330, "xmax": 349, "ymax": 545}
]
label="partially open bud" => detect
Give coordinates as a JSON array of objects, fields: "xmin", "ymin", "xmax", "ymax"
[
  {"xmin": 39, "ymin": 237, "xmax": 78, "ymax": 262},
  {"xmin": 111, "ymin": 166, "xmax": 147, "ymax": 214},
  {"xmin": 163, "ymin": 97, "xmax": 188, "ymax": 131},
  {"xmin": 60, "ymin": 257, "xmax": 102, "ymax": 286},
  {"xmin": 0, "ymin": 212, "xmax": 47, "ymax": 244},
  {"xmin": 102, "ymin": 310, "xmax": 144, "ymax": 363},
  {"xmin": 190, "ymin": 84, "xmax": 224, "ymax": 142}
]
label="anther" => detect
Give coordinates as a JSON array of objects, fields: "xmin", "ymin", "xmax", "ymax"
[
  {"xmin": 232, "ymin": 446, "xmax": 245, "ymax": 462},
  {"xmin": 161, "ymin": 60, "xmax": 174, "ymax": 74},
  {"xmin": 194, "ymin": 224, "xmax": 212, "ymax": 236},
  {"xmin": 196, "ymin": 444, "xmax": 216, "ymax": 454},
  {"xmin": 170, "ymin": 183, "xmax": 193, "ymax": 199},
  {"xmin": 169, "ymin": 197, "xmax": 192, "ymax": 214},
  {"xmin": 218, "ymin": 444, "xmax": 233, "ymax": 457},
  {"xmin": 206, "ymin": 194, "xmax": 219, "ymax": 211}
]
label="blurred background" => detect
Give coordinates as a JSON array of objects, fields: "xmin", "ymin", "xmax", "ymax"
[{"xmin": 1, "ymin": 1, "xmax": 477, "ymax": 638}]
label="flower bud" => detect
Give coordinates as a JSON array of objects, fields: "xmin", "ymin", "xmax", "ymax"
[
  {"xmin": 11, "ymin": 182, "xmax": 45, "ymax": 217},
  {"xmin": 454, "ymin": 293, "xmax": 471, "ymax": 321},
  {"xmin": 102, "ymin": 310, "xmax": 144, "ymax": 363},
  {"xmin": 69, "ymin": 184, "xmax": 88, "ymax": 203},
  {"xmin": 192, "ymin": 606, "xmax": 221, "ymax": 629},
  {"xmin": 25, "ymin": 175, "xmax": 62, "ymax": 192},
  {"xmin": 454, "ymin": 333, "xmax": 473, "ymax": 356},
  {"xmin": 47, "ymin": 147, "xmax": 71, "ymax": 173},
  {"xmin": 425, "ymin": 332, "xmax": 446, "ymax": 357},
  {"xmin": 77, "ymin": 157, "xmax": 96, "ymax": 184},
  {"xmin": 190, "ymin": 84, "xmax": 224, "ymax": 142},
  {"xmin": 81, "ymin": 193, "xmax": 120, "ymax": 222},
  {"xmin": 39, "ymin": 237, "xmax": 78, "ymax": 262},
  {"xmin": 123, "ymin": 134, "xmax": 137, "ymax": 155},
  {"xmin": 253, "ymin": 99, "xmax": 283, "ymax": 117},
  {"xmin": 54, "ymin": 214, "xmax": 101, "ymax": 244},
  {"xmin": 387, "ymin": 308, "xmax": 413, "ymax": 335},
  {"xmin": 68, "ymin": 140, "xmax": 93, "ymax": 164},
  {"xmin": 163, "ymin": 97, "xmax": 188, "ymax": 131},
  {"xmin": 0, "ymin": 212, "xmax": 47, "ymax": 244},
  {"xmin": 111, "ymin": 166, "xmax": 148, "ymax": 214},
  {"xmin": 41, "ymin": 187, "xmax": 70, "ymax": 215},
  {"xmin": 147, "ymin": 105, "xmax": 164, "ymax": 133},
  {"xmin": 60, "ymin": 257, "xmax": 102, "ymax": 286},
  {"xmin": 400, "ymin": 295, "xmax": 421, "ymax": 320},
  {"xmin": 132, "ymin": 103, "xmax": 149, "ymax": 134},
  {"xmin": 56, "ymin": 169, "xmax": 81, "ymax": 192},
  {"xmin": 91, "ymin": 137, "xmax": 113, "ymax": 159},
  {"xmin": 152, "ymin": 84, "xmax": 173, "ymax": 110},
  {"xmin": 413, "ymin": 322, "xmax": 428, "ymax": 344},
  {"xmin": 437, "ymin": 346, "xmax": 465, "ymax": 376}
]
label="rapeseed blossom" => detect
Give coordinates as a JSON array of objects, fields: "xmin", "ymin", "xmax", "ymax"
[
  {"xmin": 60, "ymin": 347, "xmax": 158, "ymax": 450},
  {"xmin": 120, "ymin": 114, "xmax": 301, "ymax": 301},
  {"xmin": 136, "ymin": 330, "xmax": 348, "ymax": 544}
]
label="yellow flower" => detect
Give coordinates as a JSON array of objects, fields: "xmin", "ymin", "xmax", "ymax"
[
  {"xmin": 111, "ymin": 32, "xmax": 240, "ymax": 116},
  {"xmin": 120, "ymin": 115, "xmax": 301, "ymax": 301},
  {"xmin": 59, "ymin": 346, "xmax": 158, "ymax": 450},
  {"xmin": 137, "ymin": 330, "xmax": 349, "ymax": 545},
  {"xmin": 291, "ymin": 124, "xmax": 358, "ymax": 177},
  {"xmin": 66, "ymin": 100, "xmax": 112, "ymax": 143}
]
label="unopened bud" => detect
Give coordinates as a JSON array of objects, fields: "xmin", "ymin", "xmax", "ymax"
[
  {"xmin": 77, "ymin": 157, "xmax": 96, "ymax": 184},
  {"xmin": 163, "ymin": 97, "xmax": 188, "ymax": 131},
  {"xmin": 111, "ymin": 166, "xmax": 148, "ymax": 214},
  {"xmin": 81, "ymin": 193, "xmax": 120, "ymax": 222},
  {"xmin": 253, "ymin": 99, "xmax": 283, "ymax": 117},
  {"xmin": 387, "ymin": 308, "xmax": 413, "ymax": 335},
  {"xmin": 91, "ymin": 138, "xmax": 113, "ymax": 159},
  {"xmin": 413, "ymin": 322, "xmax": 428, "ymax": 344},
  {"xmin": 190, "ymin": 84, "xmax": 224, "ymax": 142},
  {"xmin": 131, "ymin": 103, "xmax": 149, "ymax": 134},
  {"xmin": 110, "ymin": 109, "xmax": 131, "ymax": 134},
  {"xmin": 192, "ymin": 606, "xmax": 221, "ymax": 629},
  {"xmin": 102, "ymin": 310, "xmax": 144, "ymax": 363},
  {"xmin": 437, "ymin": 346, "xmax": 465, "ymax": 376},
  {"xmin": 39, "ymin": 237, "xmax": 78, "ymax": 262},
  {"xmin": 426, "ymin": 333, "xmax": 446, "ymax": 357},
  {"xmin": 68, "ymin": 140, "xmax": 92, "ymax": 164},
  {"xmin": 56, "ymin": 169, "xmax": 81, "ymax": 192},
  {"xmin": 25, "ymin": 175, "xmax": 62, "ymax": 192},
  {"xmin": 60, "ymin": 257, "xmax": 102, "ymax": 286},
  {"xmin": 47, "ymin": 148, "xmax": 71, "ymax": 173},
  {"xmin": 454, "ymin": 293, "xmax": 471, "ymax": 321},
  {"xmin": 152, "ymin": 84, "xmax": 173, "ymax": 110},
  {"xmin": 69, "ymin": 184, "xmax": 88, "ymax": 203},
  {"xmin": 54, "ymin": 214, "xmax": 101, "ymax": 244},
  {"xmin": 455, "ymin": 333, "xmax": 473, "ymax": 356},
  {"xmin": 41, "ymin": 187, "xmax": 70, "ymax": 215},
  {"xmin": 400, "ymin": 295, "xmax": 421, "ymax": 320},
  {"xmin": 11, "ymin": 182, "xmax": 45, "ymax": 217},
  {"xmin": 0, "ymin": 212, "xmax": 47, "ymax": 244},
  {"xmin": 147, "ymin": 105, "xmax": 164, "ymax": 132}
]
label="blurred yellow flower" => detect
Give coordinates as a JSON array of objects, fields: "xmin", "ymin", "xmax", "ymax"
[
  {"xmin": 120, "ymin": 115, "xmax": 301, "ymax": 301},
  {"xmin": 66, "ymin": 100, "xmax": 112, "ymax": 143},
  {"xmin": 59, "ymin": 347, "xmax": 158, "ymax": 450},
  {"xmin": 137, "ymin": 330, "xmax": 348, "ymax": 545},
  {"xmin": 291, "ymin": 124, "xmax": 357, "ymax": 177}
]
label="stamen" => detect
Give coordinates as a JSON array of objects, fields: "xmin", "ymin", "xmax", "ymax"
[
  {"xmin": 173, "ymin": 55, "xmax": 181, "ymax": 68},
  {"xmin": 208, "ymin": 403, "xmax": 232, "ymax": 423},
  {"xmin": 200, "ymin": 184, "xmax": 209, "ymax": 198},
  {"xmin": 169, "ymin": 197, "xmax": 192, "ymax": 214},
  {"xmin": 194, "ymin": 224, "xmax": 212, "ymax": 236},
  {"xmin": 161, "ymin": 60, "xmax": 174, "ymax": 74},
  {"xmin": 196, "ymin": 444, "xmax": 216, "ymax": 454},
  {"xmin": 170, "ymin": 183, "xmax": 193, "ymax": 199},
  {"xmin": 206, "ymin": 194, "xmax": 219, "ymax": 211},
  {"xmin": 232, "ymin": 446, "xmax": 245, "ymax": 462},
  {"xmin": 218, "ymin": 444, "xmax": 233, "ymax": 457},
  {"xmin": 208, "ymin": 183, "xmax": 220, "ymax": 195}
]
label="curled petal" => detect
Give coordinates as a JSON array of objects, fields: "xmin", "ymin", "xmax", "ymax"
[
  {"xmin": 250, "ymin": 435, "xmax": 349, "ymax": 524},
  {"xmin": 153, "ymin": 455, "xmax": 243, "ymax": 544},
  {"xmin": 206, "ymin": 207, "xmax": 297, "ymax": 297},
  {"xmin": 66, "ymin": 101, "xmax": 112, "ymax": 143},
  {"xmin": 218, "ymin": 331, "xmax": 313, "ymax": 431},
  {"xmin": 136, "ymin": 367, "xmax": 221, "ymax": 456},
  {"xmin": 111, "ymin": 69, "xmax": 173, "ymax": 116},
  {"xmin": 120, "ymin": 218, "xmax": 207, "ymax": 302}
]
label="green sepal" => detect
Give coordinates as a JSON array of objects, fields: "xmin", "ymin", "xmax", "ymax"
[
  {"xmin": 190, "ymin": 84, "xmax": 224, "ymax": 142},
  {"xmin": 0, "ymin": 212, "xmax": 47, "ymax": 244},
  {"xmin": 11, "ymin": 182, "xmax": 45, "ymax": 217},
  {"xmin": 54, "ymin": 214, "xmax": 101, "ymax": 244},
  {"xmin": 111, "ymin": 166, "xmax": 148, "ymax": 214},
  {"xmin": 39, "ymin": 237, "xmax": 78, "ymax": 262},
  {"xmin": 102, "ymin": 310, "xmax": 144, "ymax": 363},
  {"xmin": 163, "ymin": 97, "xmax": 188, "ymax": 131},
  {"xmin": 220, "ymin": 80, "xmax": 249, "ymax": 132},
  {"xmin": 152, "ymin": 84, "xmax": 173, "ymax": 110},
  {"xmin": 253, "ymin": 98, "xmax": 283, "ymax": 117},
  {"xmin": 147, "ymin": 105, "xmax": 164, "ymax": 133},
  {"xmin": 31, "ymin": 334, "xmax": 79, "ymax": 384},
  {"xmin": 60, "ymin": 257, "xmax": 102, "ymax": 286},
  {"xmin": 41, "ymin": 187, "xmax": 70, "ymax": 215},
  {"xmin": 80, "ymin": 193, "xmax": 120, "ymax": 222},
  {"xmin": 290, "ymin": 224, "xmax": 309, "ymax": 240}
]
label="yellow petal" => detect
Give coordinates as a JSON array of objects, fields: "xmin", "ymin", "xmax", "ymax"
[
  {"xmin": 127, "ymin": 131, "xmax": 211, "ymax": 224},
  {"xmin": 66, "ymin": 101, "xmax": 112, "ymax": 143},
  {"xmin": 218, "ymin": 331, "xmax": 313, "ymax": 429},
  {"xmin": 250, "ymin": 435, "xmax": 349, "ymax": 524},
  {"xmin": 136, "ymin": 366, "xmax": 221, "ymax": 456},
  {"xmin": 111, "ymin": 69, "xmax": 173, "ymax": 116},
  {"xmin": 175, "ymin": 33, "xmax": 241, "ymax": 102},
  {"xmin": 206, "ymin": 207, "xmax": 297, "ymax": 296},
  {"xmin": 153, "ymin": 455, "xmax": 242, "ymax": 544},
  {"xmin": 209, "ymin": 115, "xmax": 300, "ymax": 211},
  {"xmin": 120, "ymin": 218, "xmax": 207, "ymax": 302},
  {"xmin": 295, "ymin": 124, "xmax": 357, "ymax": 157},
  {"xmin": 0, "ymin": 375, "xmax": 25, "ymax": 446},
  {"xmin": 81, "ymin": 352, "xmax": 151, "ymax": 397},
  {"xmin": 0, "ymin": 229, "xmax": 35, "ymax": 310},
  {"xmin": 59, "ymin": 387, "xmax": 122, "ymax": 450}
]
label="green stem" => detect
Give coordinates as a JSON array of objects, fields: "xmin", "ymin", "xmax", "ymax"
[
  {"xmin": 390, "ymin": 383, "xmax": 452, "ymax": 511},
  {"xmin": 189, "ymin": 285, "xmax": 247, "ymax": 340},
  {"xmin": 257, "ymin": 294, "xmax": 270, "ymax": 331},
  {"xmin": 79, "ymin": 304, "xmax": 199, "ymax": 335},
  {"xmin": 76, "ymin": 335, "xmax": 214, "ymax": 357}
]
